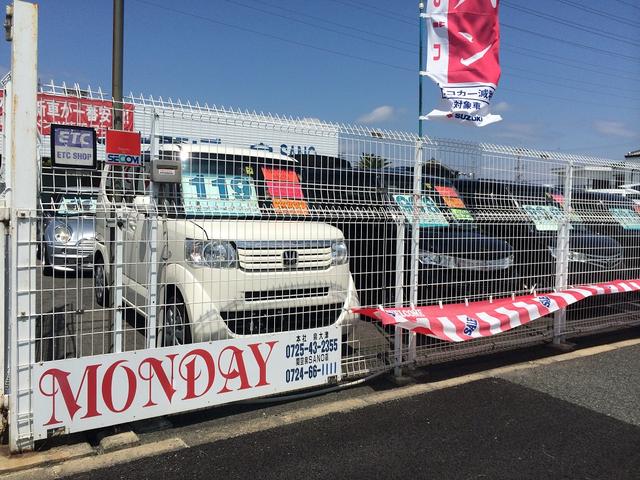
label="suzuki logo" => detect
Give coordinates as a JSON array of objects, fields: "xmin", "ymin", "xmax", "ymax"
[{"xmin": 282, "ymin": 250, "xmax": 298, "ymax": 268}]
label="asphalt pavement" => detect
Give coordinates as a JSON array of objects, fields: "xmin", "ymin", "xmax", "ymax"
[{"xmin": 63, "ymin": 340, "xmax": 640, "ymax": 480}]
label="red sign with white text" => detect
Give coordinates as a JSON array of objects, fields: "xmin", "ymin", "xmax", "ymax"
[
  {"xmin": 106, "ymin": 129, "xmax": 141, "ymax": 155},
  {"xmin": 423, "ymin": 0, "xmax": 502, "ymax": 126},
  {"xmin": 0, "ymin": 90, "xmax": 134, "ymax": 137}
]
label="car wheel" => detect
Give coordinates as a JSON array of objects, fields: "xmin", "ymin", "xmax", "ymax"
[
  {"xmin": 94, "ymin": 259, "xmax": 108, "ymax": 307},
  {"xmin": 159, "ymin": 291, "xmax": 192, "ymax": 347}
]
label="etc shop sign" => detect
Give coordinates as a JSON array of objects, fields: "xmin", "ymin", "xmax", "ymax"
[
  {"xmin": 32, "ymin": 327, "xmax": 341, "ymax": 439},
  {"xmin": 50, "ymin": 124, "xmax": 97, "ymax": 169}
]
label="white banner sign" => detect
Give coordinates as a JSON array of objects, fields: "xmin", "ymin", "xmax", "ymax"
[
  {"xmin": 32, "ymin": 327, "xmax": 341, "ymax": 439},
  {"xmin": 422, "ymin": 0, "xmax": 502, "ymax": 127}
]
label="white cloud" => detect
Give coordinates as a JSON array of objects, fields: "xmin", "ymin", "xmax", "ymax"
[
  {"xmin": 358, "ymin": 105, "xmax": 395, "ymax": 124},
  {"xmin": 593, "ymin": 120, "xmax": 638, "ymax": 138},
  {"xmin": 492, "ymin": 101, "xmax": 510, "ymax": 113}
]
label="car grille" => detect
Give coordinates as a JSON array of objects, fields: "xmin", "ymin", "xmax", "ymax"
[
  {"xmin": 221, "ymin": 303, "xmax": 343, "ymax": 335},
  {"xmin": 236, "ymin": 240, "xmax": 333, "ymax": 272},
  {"xmin": 244, "ymin": 287, "xmax": 330, "ymax": 302}
]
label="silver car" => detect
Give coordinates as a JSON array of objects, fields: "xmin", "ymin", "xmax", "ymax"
[{"xmin": 42, "ymin": 188, "xmax": 98, "ymax": 273}]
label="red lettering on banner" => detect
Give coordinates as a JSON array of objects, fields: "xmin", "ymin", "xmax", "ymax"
[
  {"xmin": 433, "ymin": 21, "xmax": 445, "ymax": 28},
  {"xmin": 433, "ymin": 44, "xmax": 441, "ymax": 60},
  {"xmin": 179, "ymin": 349, "xmax": 216, "ymax": 400},
  {"xmin": 218, "ymin": 346, "xmax": 251, "ymax": 393},
  {"xmin": 434, "ymin": 0, "xmax": 441, "ymax": 6},
  {"xmin": 247, "ymin": 342, "xmax": 278, "ymax": 387},
  {"xmin": 38, "ymin": 365, "xmax": 101, "ymax": 426},
  {"xmin": 139, "ymin": 355, "xmax": 178, "ymax": 408},
  {"xmin": 102, "ymin": 361, "xmax": 137, "ymax": 413}
]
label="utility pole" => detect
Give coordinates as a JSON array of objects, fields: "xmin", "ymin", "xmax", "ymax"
[
  {"xmin": 112, "ymin": 0, "xmax": 123, "ymax": 130},
  {"xmin": 418, "ymin": 1, "xmax": 425, "ymax": 138}
]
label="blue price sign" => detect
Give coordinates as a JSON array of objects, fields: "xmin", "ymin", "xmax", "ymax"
[{"xmin": 51, "ymin": 124, "xmax": 97, "ymax": 169}]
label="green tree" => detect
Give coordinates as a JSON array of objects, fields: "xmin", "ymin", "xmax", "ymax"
[{"xmin": 359, "ymin": 153, "xmax": 391, "ymax": 169}]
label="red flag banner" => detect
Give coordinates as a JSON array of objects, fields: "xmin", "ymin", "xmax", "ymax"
[
  {"xmin": 421, "ymin": 0, "xmax": 502, "ymax": 126},
  {"xmin": 354, "ymin": 279, "xmax": 640, "ymax": 342}
]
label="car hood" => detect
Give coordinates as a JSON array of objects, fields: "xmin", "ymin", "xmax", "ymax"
[
  {"xmin": 419, "ymin": 225, "xmax": 513, "ymax": 261},
  {"xmin": 185, "ymin": 219, "xmax": 345, "ymax": 242}
]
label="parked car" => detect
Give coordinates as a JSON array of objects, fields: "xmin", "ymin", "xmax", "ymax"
[
  {"xmin": 94, "ymin": 144, "xmax": 359, "ymax": 346},
  {"xmin": 568, "ymin": 190, "xmax": 640, "ymax": 318},
  {"xmin": 454, "ymin": 180, "xmax": 623, "ymax": 292},
  {"xmin": 298, "ymin": 154, "xmax": 396, "ymax": 308},
  {"xmin": 377, "ymin": 171, "xmax": 518, "ymax": 305},
  {"xmin": 41, "ymin": 186, "xmax": 98, "ymax": 273}
]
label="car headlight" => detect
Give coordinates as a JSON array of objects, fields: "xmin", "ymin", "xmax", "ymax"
[
  {"xmin": 331, "ymin": 241, "xmax": 349, "ymax": 265},
  {"xmin": 53, "ymin": 225, "xmax": 72, "ymax": 244},
  {"xmin": 548, "ymin": 247, "xmax": 588, "ymax": 263},
  {"xmin": 185, "ymin": 239, "xmax": 238, "ymax": 268},
  {"xmin": 419, "ymin": 251, "xmax": 513, "ymax": 271},
  {"xmin": 419, "ymin": 251, "xmax": 457, "ymax": 269}
]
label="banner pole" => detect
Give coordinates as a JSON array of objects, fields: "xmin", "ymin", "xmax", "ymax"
[{"xmin": 418, "ymin": 2, "xmax": 425, "ymax": 138}]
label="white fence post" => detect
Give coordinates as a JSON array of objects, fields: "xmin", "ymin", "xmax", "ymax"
[
  {"xmin": 145, "ymin": 112, "xmax": 159, "ymax": 349},
  {"xmin": 394, "ymin": 219, "xmax": 405, "ymax": 377},
  {"xmin": 553, "ymin": 161, "xmax": 573, "ymax": 344},
  {"xmin": 6, "ymin": 0, "xmax": 38, "ymax": 452},
  {"xmin": 408, "ymin": 140, "xmax": 424, "ymax": 364}
]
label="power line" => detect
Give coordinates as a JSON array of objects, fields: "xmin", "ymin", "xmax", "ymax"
[
  {"xmin": 243, "ymin": 0, "xmax": 640, "ymax": 79},
  {"xmin": 244, "ymin": 0, "xmax": 416, "ymax": 47},
  {"xmin": 610, "ymin": 0, "xmax": 640, "ymax": 11},
  {"xmin": 504, "ymin": 71, "xmax": 640, "ymax": 103},
  {"xmin": 505, "ymin": 64, "xmax": 640, "ymax": 95},
  {"xmin": 503, "ymin": 45, "xmax": 640, "ymax": 80},
  {"xmin": 131, "ymin": 0, "xmax": 640, "ymax": 111},
  {"xmin": 216, "ymin": 0, "xmax": 640, "ymax": 99},
  {"xmin": 501, "ymin": 24, "xmax": 639, "ymax": 62},
  {"xmin": 502, "ymin": 1, "xmax": 640, "ymax": 48},
  {"xmin": 554, "ymin": 0, "xmax": 640, "ymax": 29},
  {"xmin": 324, "ymin": 0, "xmax": 415, "ymax": 26},
  {"xmin": 131, "ymin": 0, "xmax": 415, "ymax": 73},
  {"xmin": 221, "ymin": 0, "xmax": 415, "ymax": 54},
  {"xmin": 325, "ymin": 0, "xmax": 640, "ymax": 62}
]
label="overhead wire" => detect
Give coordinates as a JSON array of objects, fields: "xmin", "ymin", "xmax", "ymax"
[
  {"xmin": 220, "ymin": 0, "xmax": 415, "ymax": 54},
  {"xmin": 231, "ymin": 0, "xmax": 640, "ymax": 84},
  {"xmin": 131, "ymin": 0, "xmax": 415, "ymax": 73},
  {"xmin": 502, "ymin": 1, "xmax": 640, "ymax": 48},
  {"xmin": 131, "ymin": 0, "xmax": 640, "ymax": 111}
]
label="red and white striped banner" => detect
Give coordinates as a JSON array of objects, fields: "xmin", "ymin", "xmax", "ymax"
[
  {"xmin": 354, "ymin": 280, "xmax": 640, "ymax": 342},
  {"xmin": 421, "ymin": 0, "xmax": 502, "ymax": 126}
]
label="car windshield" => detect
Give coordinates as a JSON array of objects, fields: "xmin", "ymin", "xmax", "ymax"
[
  {"xmin": 53, "ymin": 194, "xmax": 97, "ymax": 216},
  {"xmin": 177, "ymin": 151, "xmax": 309, "ymax": 218}
]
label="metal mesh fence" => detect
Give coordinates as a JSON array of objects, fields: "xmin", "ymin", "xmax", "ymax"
[{"xmin": 4, "ymin": 82, "xmax": 640, "ymax": 448}]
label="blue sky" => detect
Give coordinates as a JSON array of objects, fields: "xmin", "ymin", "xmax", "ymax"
[{"xmin": 2, "ymin": 0, "xmax": 639, "ymax": 159}]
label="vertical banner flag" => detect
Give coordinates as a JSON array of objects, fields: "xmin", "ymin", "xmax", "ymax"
[{"xmin": 421, "ymin": 0, "xmax": 502, "ymax": 127}]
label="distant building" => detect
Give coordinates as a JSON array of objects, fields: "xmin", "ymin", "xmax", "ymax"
[{"xmin": 625, "ymin": 149, "xmax": 640, "ymax": 160}]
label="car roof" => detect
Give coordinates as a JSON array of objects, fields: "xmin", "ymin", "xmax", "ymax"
[{"xmin": 156, "ymin": 144, "xmax": 298, "ymax": 163}]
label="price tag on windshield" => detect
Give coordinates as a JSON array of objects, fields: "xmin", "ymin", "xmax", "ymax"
[
  {"xmin": 522, "ymin": 204, "xmax": 564, "ymax": 231},
  {"xmin": 434, "ymin": 185, "xmax": 474, "ymax": 221},
  {"xmin": 609, "ymin": 208, "xmax": 640, "ymax": 230},
  {"xmin": 182, "ymin": 174, "xmax": 261, "ymax": 216},
  {"xmin": 261, "ymin": 167, "xmax": 309, "ymax": 215},
  {"xmin": 394, "ymin": 195, "xmax": 449, "ymax": 227}
]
